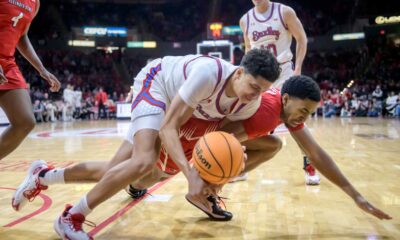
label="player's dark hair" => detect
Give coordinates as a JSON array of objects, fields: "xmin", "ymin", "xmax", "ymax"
[
  {"xmin": 240, "ymin": 49, "xmax": 280, "ymax": 83},
  {"xmin": 281, "ymin": 75, "xmax": 321, "ymax": 102}
]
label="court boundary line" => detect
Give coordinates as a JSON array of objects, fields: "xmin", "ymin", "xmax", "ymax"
[
  {"xmin": 89, "ymin": 177, "xmax": 174, "ymax": 237},
  {"xmin": 1, "ymin": 187, "xmax": 52, "ymax": 227}
]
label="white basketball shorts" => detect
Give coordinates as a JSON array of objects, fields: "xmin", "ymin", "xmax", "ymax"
[{"xmin": 124, "ymin": 58, "xmax": 167, "ymax": 144}]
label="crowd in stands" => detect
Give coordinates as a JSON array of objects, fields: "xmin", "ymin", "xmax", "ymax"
[
  {"xmin": 31, "ymin": 0, "xmax": 356, "ymax": 43},
  {"xmin": 319, "ymin": 87, "xmax": 400, "ymax": 118},
  {"xmin": 22, "ymin": 46, "xmax": 399, "ymax": 123},
  {"xmin": 17, "ymin": 50, "xmax": 125, "ymax": 94},
  {"xmin": 304, "ymin": 41, "xmax": 400, "ymax": 118},
  {"xmin": 12, "ymin": 0, "xmax": 399, "ymax": 122},
  {"xmin": 17, "ymin": 49, "xmax": 131, "ymax": 122},
  {"xmin": 31, "ymin": 1, "xmax": 208, "ymax": 42},
  {"xmin": 14, "ymin": 35, "xmax": 399, "ymax": 122},
  {"xmin": 30, "ymin": 83, "xmax": 130, "ymax": 123}
]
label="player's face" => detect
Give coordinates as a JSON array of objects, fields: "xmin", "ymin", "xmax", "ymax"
[
  {"xmin": 234, "ymin": 70, "xmax": 272, "ymax": 103},
  {"xmin": 281, "ymin": 95, "xmax": 319, "ymax": 128}
]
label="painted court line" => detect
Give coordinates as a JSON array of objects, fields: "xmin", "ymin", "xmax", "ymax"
[
  {"xmin": 89, "ymin": 177, "xmax": 173, "ymax": 237},
  {"xmin": 1, "ymin": 187, "xmax": 52, "ymax": 227}
]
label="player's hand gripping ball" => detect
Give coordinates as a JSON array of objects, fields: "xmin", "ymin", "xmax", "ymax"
[{"xmin": 193, "ymin": 131, "xmax": 245, "ymax": 185}]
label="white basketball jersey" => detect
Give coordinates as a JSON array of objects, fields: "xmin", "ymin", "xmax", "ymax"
[
  {"xmin": 244, "ymin": 2, "xmax": 293, "ymax": 63},
  {"xmin": 158, "ymin": 55, "xmax": 260, "ymax": 121}
]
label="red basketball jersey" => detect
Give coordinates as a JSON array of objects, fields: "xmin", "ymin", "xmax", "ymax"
[
  {"xmin": 157, "ymin": 117, "xmax": 222, "ymax": 175},
  {"xmin": 242, "ymin": 88, "xmax": 304, "ymax": 139},
  {"xmin": 0, "ymin": 0, "xmax": 37, "ymax": 60}
]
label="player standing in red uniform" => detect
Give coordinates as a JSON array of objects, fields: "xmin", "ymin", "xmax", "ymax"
[{"xmin": 0, "ymin": 0, "xmax": 60, "ymax": 160}]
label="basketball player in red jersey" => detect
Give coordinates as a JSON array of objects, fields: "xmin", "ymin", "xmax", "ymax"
[
  {"xmin": 221, "ymin": 76, "xmax": 391, "ymax": 220},
  {"xmin": 0, "ymin": 0, "xmax": 61, "ymax": 160},
  {"xmin": 237, "ymin": 0, "xmax": 320, "ymax": 185},
  {"xmin": 184, "ymin": 76, "xmax": 390, "ymax": 220}
]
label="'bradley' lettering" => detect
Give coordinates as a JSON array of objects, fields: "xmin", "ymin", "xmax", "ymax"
[{"xmin": 252, "ymin": 27, "xmax": 280, "ymax": 41}]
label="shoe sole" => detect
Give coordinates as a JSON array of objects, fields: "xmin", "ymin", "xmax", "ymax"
[
  {"xmin": 12, "ymin": 160, "xmax": 47, "ymax": 211},
  {"xmin": 306, "ymin": 181, "xmax": 320, "ymax": 185},
  {"xmin": 185, "ymin": 196, "xmax": 231, "ymax": 221},
  {"xmin": 305, "ymin": 177, "xmax": 321, "ymax": 185},
  {"xmin": 54, "ymin": 216, "xmax": 64, "ymax": 239},
  {"xmin": 54, "ymin": 215, "xmax": 92, "ymax": 240},
  {"xmin": 125, "ymin": 185, "xmax": 147, "ymax": 199}
]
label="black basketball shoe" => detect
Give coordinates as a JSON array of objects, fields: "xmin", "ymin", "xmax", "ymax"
[
  {"xmin": 185, "ymin": 195, "xmax": 233, "ymax": 221},
  {"xmin": 125, "ymin": 185, "xmax": 148, "ymax": 199}
]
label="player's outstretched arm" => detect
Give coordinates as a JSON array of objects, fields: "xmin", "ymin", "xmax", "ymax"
[
  {"xmin": 283, "ymin": 6, "xmax": 307, "ymax": 76},
  {"xmin": 290, "ymin": 127, "xmax": 392, "ymax": 220},
  {"xmin": 159, "ymin": 94, "xmax": 213, "ymax": 209},
  {"xmin": 16, "ymin": 0, "xmax": 60, "ymax": 92}
]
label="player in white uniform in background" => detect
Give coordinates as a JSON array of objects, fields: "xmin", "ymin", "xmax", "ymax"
[
  {"xmin": 13, "ymin": 49, "xmax": 280, "ymax": 239},
  {"xmin": 237, "ymin": 0, "xmax": 320, "ymax": 185}
]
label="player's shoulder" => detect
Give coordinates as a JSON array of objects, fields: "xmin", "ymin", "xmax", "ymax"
[
  {"xmin": 277, "ymin": 2, "xmax": 296, "ymax": 15},
  {"xmin": 239, "ymin": 14, "xmax": 247, "ymax": 25},
  {"xmin": 261, "ymin": 88, "xmax": 282, "ymax": 109},
  {"xmin": 185, "ymin": 56, "xmax": 224, "ymax": 81},
  {"xmin": 239, "ymin": 12, "xmax": 251, "ymax": 29},
  {"xmin": 184, "ymin": 55, "xmax": 217, "ymax": 68},
  {"xmin": 265, "ymin": 88, "xmax": 281, "ymax": 97},
  {"xmin": 196, "ymin": 56, "xmax": 223, "ymax": 71},
  {"xmin": 240, "ymin": 7, "xmax": 253, "ymax": 21},
  {"xmin": 240, "ymin": 12, "xmax": 247, "ymax": 20}
]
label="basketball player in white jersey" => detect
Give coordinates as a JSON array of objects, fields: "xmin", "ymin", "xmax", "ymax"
[
  {"xmin": 12, "ymin": 49, "xmax": 280, "ymax": 239},
  {"xmin": 237, "ymin": 0, "xmax": 320, "ymax": 185}
]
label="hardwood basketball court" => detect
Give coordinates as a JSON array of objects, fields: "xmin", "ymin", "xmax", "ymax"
[{"xmin": 0, "ymin": 118, "xmax": 399, "ymax": 239}]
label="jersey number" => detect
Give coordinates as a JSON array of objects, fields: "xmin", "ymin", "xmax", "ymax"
[
  {"xmin": 261, "ymin": 44, "xmax": 277, "ymax": 57},
  {"xmin": 11, "ymin": 13, "xmax": 24, "ymax": 28}
]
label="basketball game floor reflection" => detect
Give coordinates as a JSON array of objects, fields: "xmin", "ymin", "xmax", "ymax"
[{"xmin": 0, "ymin": 118, "xmax": 399, "ymax": 239}]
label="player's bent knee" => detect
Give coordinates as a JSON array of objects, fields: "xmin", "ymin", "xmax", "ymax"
[
  {"xmin": 95, "ymin": 164, "xmax": 110, "ymax": 180},
  {"xmin": 127, "ymin": 157, "xmax": 156, "ymax": 176},
  {"xmin": 270, "ymin": 135, "xmax": 283, "ymax": 152},
  {"xmin": 25, "ymin": 117, "xmax": 36, "ymax": 132},
  {"xmin": 12, "ymin": 115, "xmax": 36, "ymax": 134},
  {"xmin": 245, "ymin": 135, "xmax": 282, "ymax": 151}
]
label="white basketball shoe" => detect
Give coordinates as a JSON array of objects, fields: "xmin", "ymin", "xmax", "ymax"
[
  {"xmin": 12, "ymin": 159, "xmax": 53, "ymax": 211},
  {"xmin": 54, "ymin": 204, "xmax": 95, "ymax": 240},
  {"xmin": 304, "ymin": 164, "xmax": 321, "ymax": 185}
]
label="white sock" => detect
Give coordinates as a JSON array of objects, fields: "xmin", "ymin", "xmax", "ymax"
[
  {"xmin": 39, "ymin": 169, "xmax": 65, "ymax": 186},
  {"xmin": 69, "ymin": 196, "xmax": 92, "ymax": 217}
]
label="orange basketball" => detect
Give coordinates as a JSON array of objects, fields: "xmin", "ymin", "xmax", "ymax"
[{"xmin": 192, "ymin": 131, "xmax": 245, "ymax": 185}]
